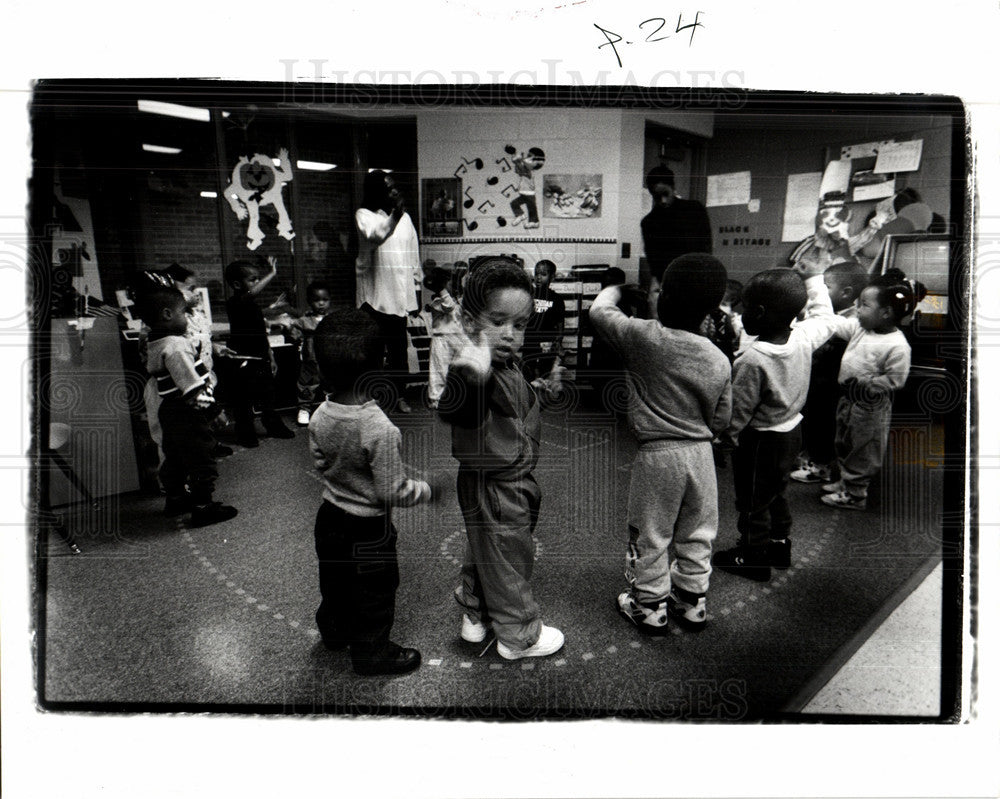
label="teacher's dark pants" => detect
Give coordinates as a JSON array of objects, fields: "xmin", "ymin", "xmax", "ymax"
[{"xmin": 362, "ymin": 304, "xmax": 409, "ymax": 404}]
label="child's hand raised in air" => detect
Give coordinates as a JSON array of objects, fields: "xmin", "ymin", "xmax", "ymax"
[{"xmin": 452, "ymin": 331, "xmax": 492, "ymax": 384}]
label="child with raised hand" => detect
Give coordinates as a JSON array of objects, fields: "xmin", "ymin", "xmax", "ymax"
[
  {"xmin": 438, "ymin": 257, "xmax": 565, "ymax": 660},
  {"xmin": 818, "ymin": 267, "xmax": 919, "ymax": 510},
  {"xmin": 224, "ymin": 256, "xmax": 295, "ymax": 447},
  {"xmin": 290, "ymin": 280, "xmax": 333, "ymax": 426},
  {"xmin": 423, "ymin": 264, "xmax": 463, "ymax": 409},
  {"xmin": 590, "ymin": 254, "xmax": 732, "ymax": 634},
  {"xmin": 309, "ymin": 308, "xmax": 433, "ymax": 676},
  {"xmin": 713, "ymin": 266, "xmax": 840, "ymax": 581},
  {"xmin": 791, "ymin": 259, "xmax": 870, "ymax": 485},
  {"xmin": 139, "ymin": 284, "xmax": 238, "ymax": 527}
]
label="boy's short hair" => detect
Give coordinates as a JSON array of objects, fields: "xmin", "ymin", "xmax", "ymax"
[
  {"xmin": 603, "ymin": 266, "xmax": 626, "ymax": 287},
  {"xmin": 423, "ymin": 265, "xmax": 453, "ymax": 293},
  {"xmin": 742, "ymin": 268, "xmax": 808, "ymax": 327},
  {"xmin": 306, "ymin": 280, "xmax": 331, "ymax": 298},
  {"xmin": 461, "ymin": 257, "xmax": 532, "ymax": 317},
  {"xmin": 528, "ymin": 147, "xmax": 546, "ymax": 163},
  {"xmin": 313, "ymin": 309, "xmax": 383, "ymax": 391},
  {"xmin": 534, "ymin": 259, "xmax": 556, "ymax": 275},
  {"xmin": 824, "ymin": 259, "xmax": 869, "ymax": 299},
  {"xmin": 224, "ymin": 260, "xmax": 257, "ymax": 288},
  {"xmin": 163, "ymin": 262, "xmax": 194, "ymax": 284},
  {"xmin": 136, "ymin": 284, "xmax": 186, "ymax": 324},
  {"xmin": 657, "ymin": 254, "xmax": 728, "ymax": 328}
]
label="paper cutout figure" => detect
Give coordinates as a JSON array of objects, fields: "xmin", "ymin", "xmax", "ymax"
[{"xmin": 224, "ymin": 149, "xmax": 295, "ymax": 250}]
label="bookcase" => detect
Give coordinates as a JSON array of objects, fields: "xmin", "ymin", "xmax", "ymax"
[{"xmin": 550, "ymin": 264, "xmax": 609, "ymax": 384}]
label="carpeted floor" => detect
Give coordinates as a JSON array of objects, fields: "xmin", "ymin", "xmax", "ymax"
[{"xmin": 39, "ymin": 402, "xmax": 945, "ymax": 720}]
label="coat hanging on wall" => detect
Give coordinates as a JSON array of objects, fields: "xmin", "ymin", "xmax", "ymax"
[{"xmin": 224, "ymin": 148, "xmax": 295, "ymax": 250}]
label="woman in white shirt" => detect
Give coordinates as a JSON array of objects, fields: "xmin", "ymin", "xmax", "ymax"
[{"xmin": 355, "ymin": 170, "xmax": 421, "ymax": 413}]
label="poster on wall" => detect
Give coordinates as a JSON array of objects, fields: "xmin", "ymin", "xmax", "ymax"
[
  {"xmin": 706, "ymin": 171, "xmax": 752, "ymax": 207},
  {"xmin": 542, "ymin": 174, "xmax": 603, "ymax": 218},
  {"xmin": 781, "ymin": 171, "xmax": 823, "ymax": 242},
  {"xmin": 421, "ymin": 177, "xmax": 463, "ymax": 236},
  {"xmin": 223, "ymin": 149, "xmax": 295, "ymax": 250}
]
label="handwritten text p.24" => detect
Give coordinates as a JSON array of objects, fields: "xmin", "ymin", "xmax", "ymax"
[{"xmin": 594, "ymin": 12, "xmax": 704, "ymax": 69}]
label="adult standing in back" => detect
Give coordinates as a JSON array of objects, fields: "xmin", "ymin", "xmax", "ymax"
[
  {"xmin": 355, "ymin": 169, "xmax": 421, "ymax": 414},
  {"xmin": 640, "ymin": 166, "xmax": 713, "ymax": 284}
]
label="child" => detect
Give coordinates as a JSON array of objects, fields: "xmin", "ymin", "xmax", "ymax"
[
  {"xmin": 290, "ymin": 281, "xmax": 333, "ymax": 426},
  {"xmin": 521, "ymin": 259, "xmax": 566, "ymax": 382},
  {"xmin": 507, "ymin": 145, "xmax": 545, "ymax": 229},
  {"xmin": 713, "ymin": 267, "xmax": 839, "ymax": 581},
  {"xmin": 224, "ymin": 257, "xmax": 295, "ymax": 447},
  {"xmin": 423, "ymin": 265, "xmax": 463, "ymax": 409},
  {"xmin": 791, "ymin": 260, "xmax": 870, "ymax": 484},
  {"xmin": 590, "ymin": 254, "xmax": 732, "ymax": 634},
  {"xmin": 438, "ymin": 257, "xmax": 565, "ymax": 660},
  {"xmin": 701, "ymin": 278, "xmax": 744, "ymax": 363},
  {"xmin": 818, "ymin": 268, "xmax": 920, "ymax": 510},
  {"xmin": 309, "ymin": 309, "xmax": 433, "ymax": 676},
  {"xmin": 139, "ymin": 285, "xmax": 238, "ymax": 527}
]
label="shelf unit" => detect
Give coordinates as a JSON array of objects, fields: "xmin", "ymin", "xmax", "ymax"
[{"xmin": 550, "ymin": 265, "xmax": 609, "ymax": 383}]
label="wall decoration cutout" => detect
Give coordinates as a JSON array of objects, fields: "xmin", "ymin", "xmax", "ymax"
[
  {"xmin": 224, "ymin": 148, "xmax": 295, "ymax": 250},
  {"xmin": 422, "ymin": 177, "xmax": 463, "ymax": 237},
  {"xmin": 542, "ymin": 174, "xmax": 603, "ymax": 219}
]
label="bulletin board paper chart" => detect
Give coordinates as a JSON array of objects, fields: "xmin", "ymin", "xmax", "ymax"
[
  {"xmin": 706, "ymin": 171, "xmax": 752, "ymax": 208},
  {"xmin": 874, "ymin": 140, "xmax": 923, "ymax": 174}
]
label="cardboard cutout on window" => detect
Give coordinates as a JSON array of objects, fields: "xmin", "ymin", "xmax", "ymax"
[{"xmin": 224, "ymin": 149, "xmax": 295, "ymax": 250}]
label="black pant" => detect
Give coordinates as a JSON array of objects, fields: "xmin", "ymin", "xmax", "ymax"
[
  {"xmin": 158, "ymin": 399, "xmax": 217, "ymax": 504},
  {"xmin": 227, "ymin": 358, "xmax": 280, "ymax": 435},
  {"xmin": 802, "ymin": 376, "xmax": 840, "ymax": 465},
  {"xmin": 732, "ymin": 425, "xmax": 802, "ymax": 549},
  {"xmin": 314, "ymin": 501, "xmax": 400, "ymax": 661},
  {"xmin": 510, "ymin": 194, "xmax": 539, "ymax": 223},
  {"xmin": 362, "ymin": 304, "xmax": 410, "ymax": 403}
]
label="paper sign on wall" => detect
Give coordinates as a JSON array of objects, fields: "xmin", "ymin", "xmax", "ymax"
[
  {"xmin": 840, "ymin": 140, "xmax": 895, "ymax": 160},
  {"xmin": 706, "ymin": 171, "xmax": 751, "ymax": 207},
  {"xmin": 874, "ymin": 140, "xmax": 923, "ymax": 174},
  {"xmin": 781, "ymin": 171, "xmax": 823, "ymax": 242}
]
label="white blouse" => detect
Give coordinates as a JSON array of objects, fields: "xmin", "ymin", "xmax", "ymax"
[{"xmin": 355, "ymin": 208, "xmax": 420, "ymax": 317}]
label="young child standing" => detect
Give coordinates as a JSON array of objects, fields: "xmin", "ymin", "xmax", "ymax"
[
  {"xmin": 818, "ymin": 268, "xmax": 919, "ymax": 510},
  {"xmin": 590, "ymin": 254, "xmax": 733, "ymax": 634},
  {"xmin": 140, "ymin": 285, "xmax": 238, "ymax": 527},
  {"xmin": 791, "ymin": 260, "xmax": 870, "ymax": 484},
  {"xmin": 438, "ymin": 257, "xmax": 565, "ymax": 660},
  {"xmin": 309, "ymin": 309, "xmax": 433, "ymax": 676},
  {"xmin": 521, "ymin": 259, "xmax": 566, "ymax": 382},
  {"xmin": 713, "ymin": 268, "xmax": 839, "ymax": 581},
  {"xmin": 290, "ymin": 281, "xmax": 333, "ymax": 426},
  {"xmin": 224, "ymin": 257, "xmax": 295, "ymax": 447},
  {"xmin": 423, "ymin": 265, "xmax": 464, "ymax": 409}
]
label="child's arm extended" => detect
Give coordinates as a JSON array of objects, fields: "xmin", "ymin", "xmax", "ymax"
[
  {"xmin": 248, "ymin": 256, "xmax": 278, "ymax": 297},
  {"xmin": 589, "ymin": 284, "xmax": 638, "ymax": 355},
  {"xmin": 718, "ymin": 358, "xmax": 762, "ymax": 450},
  {"xmin": 366, "ymin": 425, "xmax": 432, "ymax": 507},
  {"xmin": 437, "ymin": 333, "xmax": 493, "ymax": 428}
]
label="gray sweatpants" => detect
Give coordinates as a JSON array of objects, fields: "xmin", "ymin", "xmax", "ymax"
[
  {"xmin": 626, "ymin": 440, "xmax": 718, "ymax": 602},
  {"xmin": 835, "ymin": 395, "xmax": 892, "ymax": 499},
  {"xmin": 454, "ymin": 470, "xmax": 543, "ymax": 651}
]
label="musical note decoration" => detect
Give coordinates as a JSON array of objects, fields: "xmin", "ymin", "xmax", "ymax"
[{"xmin": 463, "ymin": 186, "xmax": 475, "ymax": 209}]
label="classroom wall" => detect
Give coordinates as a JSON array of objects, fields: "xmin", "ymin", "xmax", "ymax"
[
  {"xmin": 416, "ymin": 108, "xmax": 714, "ymax": 283},
  {"xmin": 702, "ymin": 113, "xmax": 954, "ymax": 286}
]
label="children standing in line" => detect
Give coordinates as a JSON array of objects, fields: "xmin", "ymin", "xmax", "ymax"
[
  {"xmin": 713, "ymin": 268, "xmax": 839, "ymax": 581},
  {"xmin": 590, "ymin": 254, "xmax": 733, "ymax": 634},
  {"xmin": 818, "ymin": 268, "xmax": 920, "ymax": 510},
  {"xmin": 423, "ymin": 265, "xmax": 464, "ymax": 409},
  {"xmin": 309, "ymin": 309, "xmax": 433, "ymax": 676},
  {"xmin": 290, "ymin": 281, "xmax": 333, "ymax": 426},
  {"xmin": 438, "ymin": 257, "xmax": 565, "ymax": 660},
  {"xmin": 224, "ymin": 257, "xmax": 295, "ymax": 448},
  {"xmin": 139, "ymin": 285, "xmax": 238, "ymax": 527},
  {"xmin": 791, "ymin": 260, "xmax": 870, "ymax": 485},
  {"xmin": 521, "ymin": 259, "xmax": 566, "ymax": 383}
]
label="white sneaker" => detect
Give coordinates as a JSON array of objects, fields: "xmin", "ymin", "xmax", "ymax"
[
  {"xmin": 496, "ymin": 624, "xmax": 564, "ymax": 660},
  {"xmin": 790, "ymin": 461, "xmax": 832, "ymax": 484},
  {"xmin": 296, "ymin": 409, "xmax": 311, "ymax": 426},
  {"xmin": 460, "ymin": 614, "xmax": 489, "ymax": 643},
  {"xmin": 616, "ymin": 591, "xmax": 669, "ymax": 636},
  {"xmin": 821, "ymin": 479, "xmax": 845, "ymax": 493}
]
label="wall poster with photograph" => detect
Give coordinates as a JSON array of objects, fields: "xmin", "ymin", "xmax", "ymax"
[
  {"xmin": 542, "ymin": 173, "xmax": 603, "ymax": 218},
  {"xmin": 421, "ymin": 176, "xmax": 462, "ymax": 236}
]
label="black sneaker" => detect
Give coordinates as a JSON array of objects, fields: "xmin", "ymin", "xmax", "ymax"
[
  {"xmin": 713, "ymin": 546, "xmax": 771, "ymax": 582},
  {"xmin": 768, "ymin": 538, "xmax": 791, "ymax": 569},
  {"xmin": 352, "ymin": 643, "xmax": 421, "ymax": 676},
  {"xmin": 189, "ymin": 502, "xmax": 239, "ymax": 527},
  {"xmin": 212, "ymin": 443, "xmax": 234, "ymax": 458},
  {"xmin": 263, "ymin": 416, "xmax": 295, "ymax": 439},
  {"xmin": 163, "ymin": 493, "xmax": 194, "ymax": 517}
]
